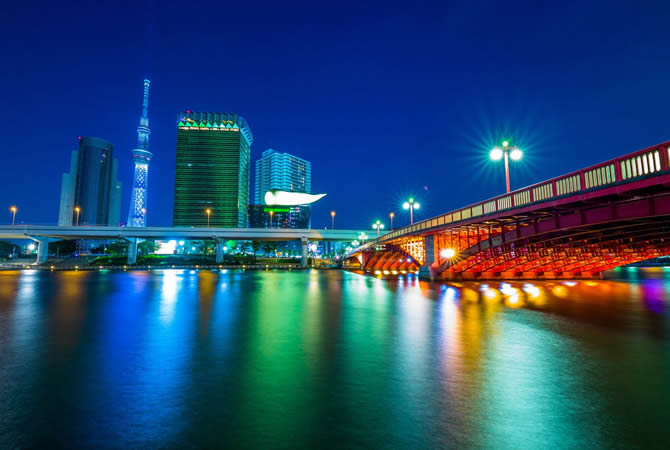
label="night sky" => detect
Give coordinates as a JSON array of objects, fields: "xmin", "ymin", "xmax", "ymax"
[{"xmin": 2, "ymin": 1, "xmax": 670, "ymax": 230}]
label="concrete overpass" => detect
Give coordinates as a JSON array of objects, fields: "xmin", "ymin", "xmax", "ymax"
[{"xmin": 0, "ymin": 225, "xmax": 374, "ymax": 266}]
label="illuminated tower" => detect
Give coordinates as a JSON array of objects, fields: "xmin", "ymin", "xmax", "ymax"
[{"xmin": 127, "ymin": 79, "xmax": 152, "ymax": 227}]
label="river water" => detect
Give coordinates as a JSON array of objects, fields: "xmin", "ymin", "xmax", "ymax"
[{"xmin": 0, "ymin": 268, "xmax": 669, "ymax": 449}]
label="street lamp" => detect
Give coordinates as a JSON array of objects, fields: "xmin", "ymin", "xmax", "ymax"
[
  {"xmin": 269, "ymin": 210, "xmax": 274, "ymax": 228},
  {"xmin": 9, "ymin": 206, "xmax": 17, "ymax": 225},
  {"xmin": 490, "ymin": 140, "xmax": 523, "ymax": 193},
  {"xmin": 372, "ymin": 220, "xmax": 385, "ymax": 237},
  {"xmin": 440, "ymin": 248, "xmax": 456, "ymax": 259},
  {"xmin": 331, "ymin": 211, "xmax": 336, "ymax": 229},
  {"xmin": 402, "ymin": 198, "xmax": 420, "ymax": 224},
  {"xmin": 358, "ymin": 233, "xmax": 368, "ymax": 244},
  {"xmin": 74, "ymin": 206, "xmax": 81, "ymax": 226},
  {"xmin": 389, "ymin": 212, "xmax": 395, "ymax": 230},
  {"xmin": 205, "ymin": 208, "xmax": 212, "ymax": 227}
]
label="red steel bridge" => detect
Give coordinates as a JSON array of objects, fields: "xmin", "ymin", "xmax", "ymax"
[{"xmin": 346, "ymin": 141, "xmax": 670, "ymax": 280}]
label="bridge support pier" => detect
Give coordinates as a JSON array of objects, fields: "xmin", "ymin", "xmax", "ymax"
[
  {"xmin": 127, "ymin": 238, "xmax": 138, "ymax": 265},
  {"xmin": 418, "ymin": 235, "xmax": 438, "ymax": 280},
  {"xmin": 301, "ymin": 238, "xmax": 309, "ymax": 268},
  {"xmin": 28, "ymin": 236, "xmax": 59, "ymax": 265},
  {"xmin": 216, "ymin": 238, "xmax": 226, "ymax": 264}
]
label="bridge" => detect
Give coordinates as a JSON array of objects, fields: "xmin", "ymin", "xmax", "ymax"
[
  {"xmin": 0, "ymin": 226, "xmax": 371, "ymax": 266},
  {"xmin": 346, "ymin": 141, "xmax": 670, "ymax": 280}
]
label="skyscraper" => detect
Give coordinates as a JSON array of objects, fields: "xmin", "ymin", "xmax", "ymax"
[
  {"xmin": 58, "ymin": 136, "xmax": 122, "ymax": 226},
  {"xmin": 173, "ymin": 112, "xmax": 253, "ymax": 227},
  {"xmin": 127, "ymin": 79, "xmax": 152, "ymax": 227},
  {"xmin": 57, "ymin": 150, "xmax": 79, "ymax": 226},
  {"xmin": 254, "ymin": 149, "xmax": 311, "ymax": 203}
]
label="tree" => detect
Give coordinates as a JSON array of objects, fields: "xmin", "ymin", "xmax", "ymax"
[
  {"xmin": 238, "ymin": 241, "xmax": 251, "ymax": 255},
  {"xmin": 51, "ymin": 239, "xmax": 77, "ymax": 257},
  {"xmin": 138, "ymin": 240, "xmax": 160, "ymax": 255},
  {"xmin": 0, "ymin": 240, "xmax": 18, "ymax": 258},
  {"xmin": 106, "ymin": 240, "xmax": 128, "ymax": 255},
  {"xmin": 251, "ymin": 241, "xmax": 261, "ymax": 261}
]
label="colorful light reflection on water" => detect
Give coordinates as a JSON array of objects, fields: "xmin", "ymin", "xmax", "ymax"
[{"xmin": 0, "ymin": 269, "xmax": 669, "ymax": 448}]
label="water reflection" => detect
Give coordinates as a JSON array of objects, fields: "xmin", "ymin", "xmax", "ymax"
[{"xmin": 0, "ymin": 269, "xmax": 669, "ymax": 448}]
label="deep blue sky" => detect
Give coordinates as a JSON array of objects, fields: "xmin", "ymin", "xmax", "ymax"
[{"xmin": 2, "ymin": 1, "xmax": 670, "ymax": 229}]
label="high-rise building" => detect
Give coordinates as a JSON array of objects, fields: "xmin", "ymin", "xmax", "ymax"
[
  {"xmin": 58, "ymin": 136, "xmax": 122, "ymax": 226},
  {"xmin": 248, "ymin": 204, "xmax": 310, "ymax": 229},
  {"xmin": 58, "ymin": 150, "xmax": 78, "ymax": 226},
  {"xmin": 254, "ymin": 149, "xmax": 311, "ymax": 204},
  {"xmin": 173, "ymin": 112, "xmax": 253, "ymax": 227},
  {"xmin": 127, "ymin": 79, "xmax": 152, "ymax": 227}
]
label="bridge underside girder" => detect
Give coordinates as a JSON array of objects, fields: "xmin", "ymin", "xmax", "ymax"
[
  {"xmin": 361, "ymin": 245, "xmax": 420, "ymax": 273},
  {"xmin": 443, "ymin": 194, "xmax": 670, "ymax": 278}
]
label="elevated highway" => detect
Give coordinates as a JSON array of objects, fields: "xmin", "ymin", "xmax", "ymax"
[{"xmin": 0, "ymin": 225, "xmax": 371, "ymax": 266}]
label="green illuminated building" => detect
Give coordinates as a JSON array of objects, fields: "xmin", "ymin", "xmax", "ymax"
[{"xmin": 173, "ymin": 112, "xmax": 253, "ymax": 227}]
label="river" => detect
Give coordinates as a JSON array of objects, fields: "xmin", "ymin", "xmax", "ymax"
[{"xmin": 1, "ymin": 268, "xmax": 669, "ymax": 448}]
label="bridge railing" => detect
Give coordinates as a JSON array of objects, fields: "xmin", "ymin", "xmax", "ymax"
[{"xmin": 379, "ymin": 141, "xmax": 670, "ymax": 243}]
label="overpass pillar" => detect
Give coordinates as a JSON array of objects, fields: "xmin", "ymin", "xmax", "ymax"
[
  {"xmin": 216, "ymin": 238, "xmax": 225, "ymax": 264},
  {"xmin": 301, "ymin": 238, "xmax": 309, "ymax": 268},
  {"xmin": 127, "ymin": 238, "xmax": 138, "ymax": 265},
  {"xmin": 37, "ymin": 240, "xmax": 49, "ymax": 265},
  {"xmin": 419, "ymin": 234, "xmax": 437, "ymax": 280},
  {"xmin": 28, "ymin": 236, "xmax": 59, "ymax": 265}
]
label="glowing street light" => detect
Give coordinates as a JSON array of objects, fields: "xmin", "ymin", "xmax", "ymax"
[
  {"xmin": 389, "ymin": 212, "xmax": 395, "ymax": 230},
  {"xmin": 440, "ymin": 248, "xmax": 456, "ymax": 259},
  {"xmin": 268, "ymin": 210, "xmax": 274, "ymax": 228},
  {"xmin": 402, "ymin": 197, "xmax": 420, "ymax": 224},
  {"xmin": 372, "ymin": 220, "xmax": 385, "ymax": 237},
  {"xmin": 490, "ymin": 140, "xmax": 523, "ymax": 193},
  {"xmin": 9, "ymin": 206, "xmax": 17, "ymax": 225},
  {"xmin": 74, "ymin": 206, "xmax": 81, "ymax": 226},
  {"xmin": 358, "ymin": 232, "xmax": 368, "ymax": 244},
  {"xmin": 205, "ymin": 208, "xmax": 212, "ymax": 227},
  {"xmin": 331, "ymin": 211, "xmax": 336, "ymax": 229}
]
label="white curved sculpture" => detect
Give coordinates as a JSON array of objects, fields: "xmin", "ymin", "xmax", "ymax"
[{"xmin": 264, "ymin": 190, "xmax": 327, "ymax": 206}]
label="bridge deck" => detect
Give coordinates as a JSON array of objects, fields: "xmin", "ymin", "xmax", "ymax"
[{"xmin": 381, "ymin": 141, "xmax": 670, "ymax": 242}]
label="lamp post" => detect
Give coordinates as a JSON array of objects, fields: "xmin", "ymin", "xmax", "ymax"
[
  {"xmin": 389, "ymin": 212, "xmax": 395, "ymax": 230},
  {"xmin": 331, "ymin": 211, "xmax": 336, "ymax": 229},
  {"xmin": 490, "ymin": 140, "xmax": 523, "ymax": 193},
  {"xmin": 141, "ymin": 208, "xmax": 146, "ymax": 225},
  {"xmin": 372, "ymin": 220, "xmax": 385, "ymax": 238},
  {"xmin": 9, "ymin": 206, "xmax": 17, "ymax": 225},
  {"xmin": 358, "ymin": 233, "xmax": 368, "ymax": 244},
  {"xmin": 269, "ymin": 210, "xmax": 274, "ymax": 228},
  {"xmin": 205, "ymin": 208, "xmax": 211, "ymax": 227},
  {"xmin": 74, "ymin": 206, "xmax": 81, "ymax": 226},
  {"xmin": 402, "ymin": 198, "xmax": 420, "ymax": 224}
]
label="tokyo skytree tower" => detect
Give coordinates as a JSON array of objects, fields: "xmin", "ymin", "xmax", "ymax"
[{"xmin": 127, "ymin": 79, "xmax": 152, "ymax": 227}]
